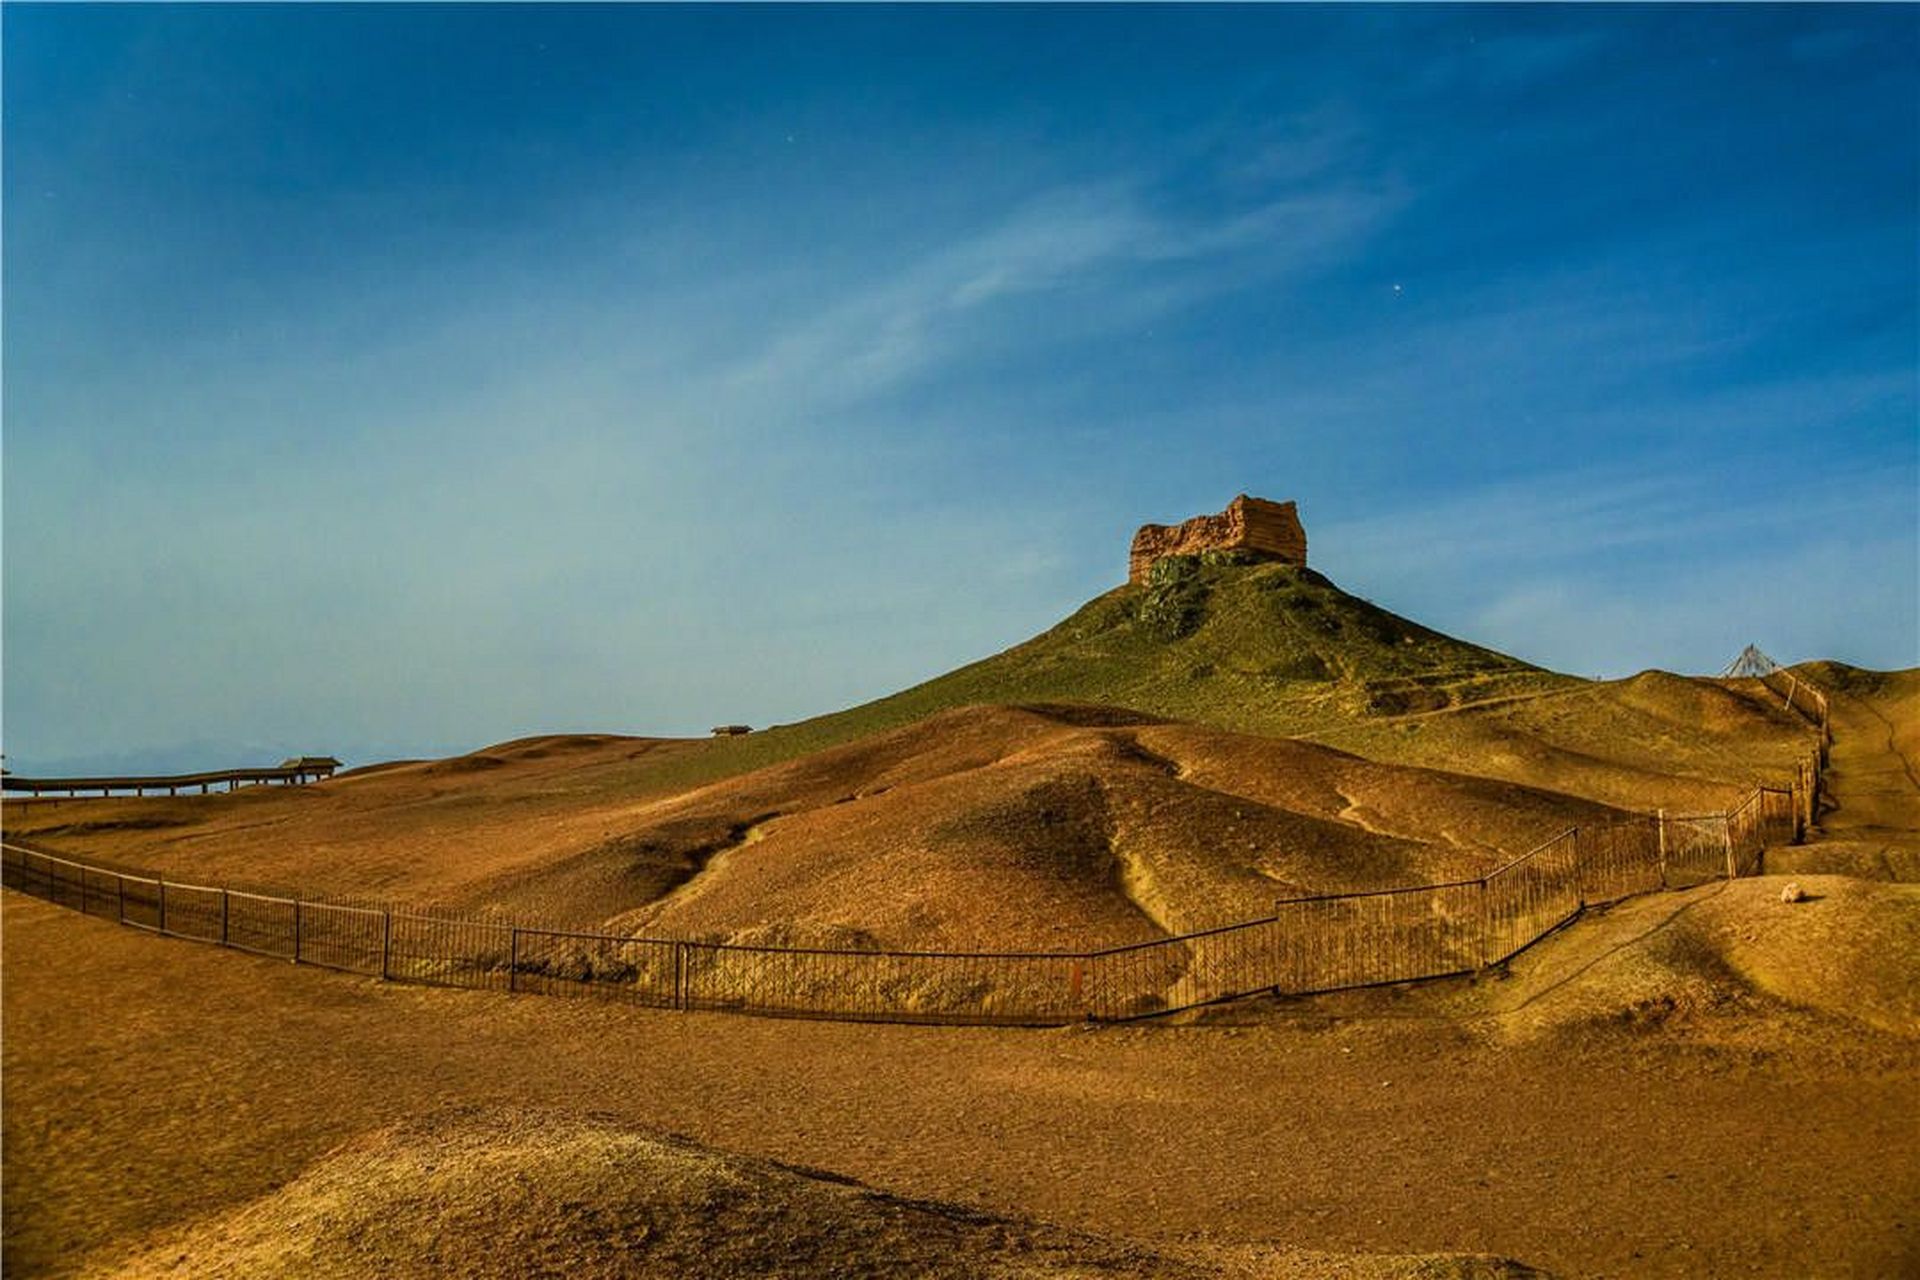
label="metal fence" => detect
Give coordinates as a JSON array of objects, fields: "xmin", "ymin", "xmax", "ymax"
[{"xmin": 0, "ymin": 751, "xmax": 1818, "ymax": 1026}]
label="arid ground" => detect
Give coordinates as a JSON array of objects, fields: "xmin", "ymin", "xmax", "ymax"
[
  {"xmin": 4, "ymin": 867, "xmax": 1915, "ymax": 1278},
  {"xmin": 4, "ymin": 568, "xmax": 1916, "ymax": 1278}
]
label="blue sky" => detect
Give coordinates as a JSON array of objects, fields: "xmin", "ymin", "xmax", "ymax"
[{"xmin": 4, "ymin": 4, "xmax": 1916, "ymax": 773}]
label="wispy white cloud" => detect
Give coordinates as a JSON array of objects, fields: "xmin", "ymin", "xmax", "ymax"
[
  {"xmin": 721, "ymin": 168, "xmax": 1402, "ymax": 411},
  {"xmin": 1323, "ymin": 449, "xmax": 1913, "ymax": 569}
]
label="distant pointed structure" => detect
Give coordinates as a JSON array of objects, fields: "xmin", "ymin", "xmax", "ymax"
[{"xmin": 1721, "ymin": 644, "xmax": 1783, "ymax": 679}]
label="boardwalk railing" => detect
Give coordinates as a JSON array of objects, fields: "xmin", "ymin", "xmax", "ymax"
[
  {"xmin": 2, "ymin": 764, "xmax": 336, "ymax": 798},
  {"xmin": 0, "ymin": 746, "xmax": 1818, "ymax": 1025}
]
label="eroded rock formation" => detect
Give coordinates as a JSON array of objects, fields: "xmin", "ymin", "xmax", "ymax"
[{"xmin": 1129, "ymin": 495, "xmax": 1306, "ymax": 584}]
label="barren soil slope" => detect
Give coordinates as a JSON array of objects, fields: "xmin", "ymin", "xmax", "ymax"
[
  {"xmin": 1302, "ymin": 670, "xmax": 1818, "ymax": 814},
  {"xmin": 5, "ymin": 891, "xmax": 1914, "ymax": 1280},
  {"xmin": 1767, "ymin": 664, "xmax": 1920, "ymax": 882},
  {"xmin": 1298, "ymin": 873, "xmax": 1920, "ymax": 1045},
  {"xmin": 3, "ymin": 567, "xmax": 1827, "ymax": 947},
  {"xmin": 585, "ymin": 560, "xmax": 1817, "ymax": 811},
  {"xmin": 83, "ymin": 1108, "xmax": 1542, "ymax": 1280},
  {"xmin": 8, "ymin": 706, "xmax": 1643, "ymax": 947},
  {"xmin": 3, "ymin": 732, "xmax": 706, "ymax": 911}
]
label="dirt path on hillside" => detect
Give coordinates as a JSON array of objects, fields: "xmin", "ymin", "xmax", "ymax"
[
  {"xmin": 1763, "ymin": 681, "xmax": 1920, "ymax": 885},
  {"xmin": 6, "ymin": 895, "xmax": 1916, "ymax": 1280},
  {"xmin": 1827, "ymin": 690, "xmax": 1920, "ymax": 828}
]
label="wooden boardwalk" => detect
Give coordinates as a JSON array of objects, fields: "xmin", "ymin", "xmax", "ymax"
[{"xmin": 3, "ymin": 762, "xmax": 336, "ymax": 799}]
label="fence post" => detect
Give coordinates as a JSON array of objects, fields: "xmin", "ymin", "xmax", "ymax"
[
  {"xmin": 1802, "ymin": 756, "xmax": 1817, "ymax": 837},
  {"xmin": 381, "ymin": 911, "xmax": 392, "ymax": 980},
  {"xmin": 1804, "ymin": 762, "xmax": 1813, "ymax": 838},
  {"xmin": 1475, "ymin": 878, "xmax": 1492, "ymax": 969},
  {"xmin": 293, "ymin": 900, "xmax": 302, "ymax": 962},
  {"xmin": 1570, "ymin": 826, "xmax": 1588, "ymax": 909},
  {"xmin": 673, "ymin": 941, "xmax": 685, "ymax": 1011},
  {"xmin": 1656, "ymin": 809, "xmax": 1668, "ymax": 888},
  {"xmin": 221, "ymin": 890, "xmax": 230, "ymax": 945},
  {"xmin": 157, "ymin": 874, "xmax": 167, "ymax": 934},
  {"xmin": 1722, "ymin": 815, "xmax": 1738, "ymax": 882},
  {"xmin": 117, "ymin": 874, "xmax": 126, "ymax": 924},
  {"xmin": 509, "ymin": 927, "xmax": 520, "ymax": 992}
]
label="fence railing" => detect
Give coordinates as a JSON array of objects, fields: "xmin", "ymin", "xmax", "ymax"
[
  {"xmin": 1752, "ymin": 667, "xmax": 1828, "ymax": 835},
  {"xmin": 1758, "ymin": 666, "xmax": 1831, "ymax": 736},
  {"xmin": 2, "ymin": 763, "xmax": 338, "ymax": 798},
  {"xmin": 0, "ymin": 749, "xmax": 1821, "ymax": 1026}
]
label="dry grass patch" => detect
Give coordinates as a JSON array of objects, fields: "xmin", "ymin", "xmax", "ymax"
[
  {"xmin": 1470, "ymin": 875, "xmax": 1920, "ymax": 1045},
  {"xmin": 83, "ymin": 1109, "xmax": 1546, "ymax": 1280}
]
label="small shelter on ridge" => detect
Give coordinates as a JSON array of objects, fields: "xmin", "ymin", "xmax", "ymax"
[{"xmin": 279, "ymin": 756, "xmax": 342, "ymax": 780}]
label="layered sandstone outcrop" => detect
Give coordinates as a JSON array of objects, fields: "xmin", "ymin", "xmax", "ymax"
[{"xmin": 1129, "ymin": 495, "xmax": 1307, "ymax": 583}]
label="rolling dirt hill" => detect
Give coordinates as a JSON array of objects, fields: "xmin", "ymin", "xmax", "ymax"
[
  {"xmin": 81, "ymin": 1108, "xmax": 1545, "ymax": 1280},
  {"xmin": 557, "ymin": 557, "xmax": 1816, "ymax": 810},
  {"xmin": 1, "ymin": 561, "xmax": 1829, "ymax": 950},
  {"xmin": 596, "ymin": 707, "xmax": 1645, "ymax": 948},
  {"xmin": 1, "ymin": 595, "xmax": 1906, "ymax": 1280},
  {"xmin": 1765, "ymin": 663, "xmax": 1920, "ymax": 881},
  {"xmin": 1296, "ymin": 873, "xmax": 1920, "ymax": 1047},
  {"xmin": 1301, "ymin": 669, "xmax": 1819, "ymax": 814},
  {"xmin": 3, "ymin": 653, "xmax": 1911, "ymax": 1279},
  {"xmin": 6, "ymin": 706, "xmax": 1639, "ymax": 946},
  {"xmin": 774, "ymin": 558, "xmax": 1568, "ymax": 744},
  {"xmin": 575, "ymin": 558, "xmax": 1579, "ymax": 792}
]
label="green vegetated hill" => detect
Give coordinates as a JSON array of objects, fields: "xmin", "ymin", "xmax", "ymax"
[
  {"xmin": 864, "ymin": 554, "xmax": 1570, "ymax": 726},
  {"xmin": 628, "ymin": 554, "xmax": 1575, "ymax": 795},
  {"xmin": 613, "ymin": 553, "xmax": 1822, "ymax": 817}
]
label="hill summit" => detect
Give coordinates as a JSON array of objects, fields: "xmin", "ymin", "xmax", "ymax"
[
  {"xmin": 728, "ymin": 542, "xmax": 1571, "ymax": 776},
  {"xmin": 881, "ymin": 554, "xmax": 1561, "ymax": 730},
  {"xmin": 584, "ymin": 504, "xmax": 1583, "ymax": 788},
  {"xmin": 1129, "ymin": 494, "xmax": 1308, "ymax": 582}
]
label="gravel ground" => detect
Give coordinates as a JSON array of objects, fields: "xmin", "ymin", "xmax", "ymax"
[{"xmin": 4, "ymin": 893, "xmax": 1915, "ymax": 1279}]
